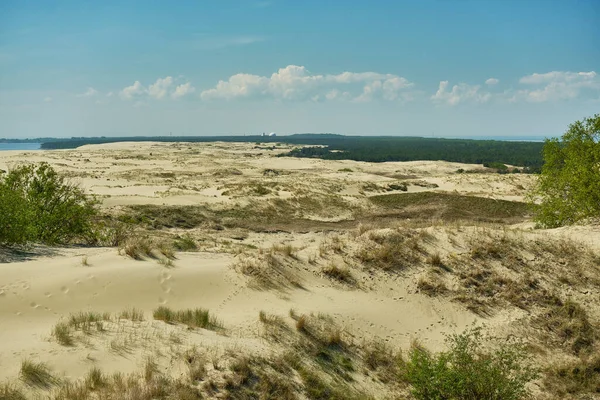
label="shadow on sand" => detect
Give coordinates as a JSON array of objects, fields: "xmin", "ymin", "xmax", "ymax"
[{"xmin": 0, "ymin": 245, "xmax": 61, "ymax": 263}]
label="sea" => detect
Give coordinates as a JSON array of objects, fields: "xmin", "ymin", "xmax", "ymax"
[{"xmin": 0, "ymin": 143, "xmax": 42, "ymax": 151}]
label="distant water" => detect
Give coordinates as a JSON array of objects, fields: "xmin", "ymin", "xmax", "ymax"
[{"xmin": 0, "ymin": 143, "xmax": 41, "ymax": 151}]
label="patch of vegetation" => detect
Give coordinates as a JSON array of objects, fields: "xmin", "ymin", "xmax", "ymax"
[
  {"xmin": 416, "ymin": 274, "xmax": 448, "ymax": 296},
  {"xmin": 153, "ymin": 306, "xmax": 221, "ymax": 330},
  {"xmin": 0, "ymin": 163, "xmax": 99, "ymax": 246},
  {"xmin": 0, "ymin": 383, "xmax": 26, "ymax": 400},
  {"xmin": 356, "ymin": 228, "xmax": 427, "ymax": 271},
  {"xmin": 119, "ymin": 236, "xmax": 174, "ymax": 261},
  {"xmin": 540, "ymin": 299, "xmax": 597, "ymax": 355},
  {"xmin": 173, "ymin": 234, "xmax": 198, "ymax": 251},
  {"xmin": 118, "ymin": 307, "xmax": 145, "ymax": 321},
  {"xmin": 233, "ymin": 252, "xmax": 302, "ymax": 291},
  {"xmin": 544, "ymin": 354, "xmax": 600, "ymax": 397},
  {"xmin": 370, "ymin": 192, "xmax": 532, "ymax": 223},
  {"xmin": 362, "ymin": 340, "xmax": 401, "ymax": 383},
  {"xmin": 401, "ymin": 327, "xmax": 538, "ymax": 400},
  {"xmin": 225, "ymin": 356, "xmax": 297, "ymax": 399}
]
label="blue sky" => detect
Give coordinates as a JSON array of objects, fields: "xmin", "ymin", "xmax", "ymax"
[{"xmin": 0, "ymin": 0, "xmax": 598, "ymax": 139}]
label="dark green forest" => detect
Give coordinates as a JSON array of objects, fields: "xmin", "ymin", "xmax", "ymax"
[{"xmin": 38, "ymin": 134, "xmax": 544, "ymax": 170}]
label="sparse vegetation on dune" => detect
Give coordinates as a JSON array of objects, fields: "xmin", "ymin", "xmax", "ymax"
[
  {"xmin": 370, "ymin": 191, "xmax": 532, "ymax": 224},
  {"xmin": 356, "ymin": 228, "xmax": 429, "ymax": 271}
]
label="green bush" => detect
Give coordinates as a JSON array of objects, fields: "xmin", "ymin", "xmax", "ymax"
[
  {"xmin": 483, "ymin": 162, "xmax": 508, "ymax": 171},
  {"xmin": 402, "ymin": 327, "xmax": 538, "ymax": 400},
  {"xmin": 0, "ymin": 163, "xmax": 99, "ymax": 246},
  {"xmin": 531, "ymin": 114, "xmax": 600, "ymax": 228}
]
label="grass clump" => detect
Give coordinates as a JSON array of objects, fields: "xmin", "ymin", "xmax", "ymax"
[
  {"xmin": 416, "ymin": 275, "xmax": 448, "ymax": 296},
  {"xmin": 153, "ymin": 306, "xmax": 221, "ymax": 330},
  {"xmin": 173, "ymin": 234, "xmax": 198, "ymax": 251},
  {"xmin": 20, "ymin": 360, "xmax": 57, "ymax": 388},
  {"xmin": 85, "ymin": 366, "xmax": 106, "ymax": 390},
  {"xmin": 52, "ymin": 321, "xmax": 73, "ymax": 346},
  {"xmin": 271, "ymin": 243, "xmax": 298, "ymax": 259},
  {"xmin": 120, "ymin": 236, "xmax": 154, "ymax": 260},
  {"xmin": 401, "ymin": 327, "xmax": 538, "ymax": 400},
  {"xmin": 321, "ymin": 264, "xmax": 355, "ymax": 285}
]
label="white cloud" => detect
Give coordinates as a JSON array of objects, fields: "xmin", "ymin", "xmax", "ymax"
[
  {"xmin": 43, "ymin": 96, "xmax": 52, "ymax": 103},
  {"xmin": 106, "ymin": 92, "xmax": 114, "ymax": 97},
  {"xmin": 485, "ymin": 78, "xmax": 499, "ymax": 86},
  {"xmin": 77, "ymin": 87, "xmax": 98, "ymax": 97},
  {"xmin": 120, "ymin": 81, "xmax": 145, "ymax": 100},
  {"xmin": 519, "ymin": 71, "xmax": 596, "ymax": 84},
  {"xmin": 200, "ymin": 65, "xmax": 414, "ymax": 102},
  {"xmin": 172, "ymin": 82, "xmax": 196, "ymax": 99},
  {"xmin": 148, "ymin": 76, "xmax": 173, "ymax": 100},
  {"xmin": 516, "ymin": 71, "xmax": 599, "ymax": 102},
  {"xmin": 431, "ymin": 81, "xmax": 491, "ymax": 105}
]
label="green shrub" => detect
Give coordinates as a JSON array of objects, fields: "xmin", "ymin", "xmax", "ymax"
[
  {"xmin": 0, "ymin": 163, "xmax": 99, "ymax": 245},
  {"xmin": 531, "ymin": 114, "xmax": 600, "ymax": 227},
  {"xmin": 402, "ymin": 327, "xmax": 538, "ymax": 400}
]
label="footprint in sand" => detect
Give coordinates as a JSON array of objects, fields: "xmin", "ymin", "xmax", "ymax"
[
  {"xmin": 30, "ymin": 302, "xmax": 40, "ymax": 309},
  {"xmin": 158, "ymin": 297, "xmax": 168, "ymax": 305},
  {"xmin": 15, "ymin": 311, "xmax": 22, "ymax": 316},
  {"xmin": 61, "ymin": 286, "xmax": 70, "ymax": 294},
  {"xmin": 0, "ymin": 289, "xmax": 5, "ymax": 297},
  {"xmin": 44, "ymin": 292, "xmax": 52, "ymax": 298}
]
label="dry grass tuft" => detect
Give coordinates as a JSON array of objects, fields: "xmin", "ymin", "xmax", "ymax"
[
  {"xmin": 544, "ymin": 354, "xmax": 600, "ymax": 397},
  {"xmin": 271, "ymin": 243, "xmax": 298, "ymax": 259},
  {"xmin": 321, "ymin": 264, "xmax": 356, "ymax": 285},
  {"xmin": 119, "ymin": 236, "xmax": 175, "ymax": 261},
  {"xmin": 232, "ymin": 252, "xmax": 302, "ymax": 291},
  {"xmin": 417, "ymin": 274, "xmax": 448, "ymax": 296},
  {"xmin": 357, "ymin": 228, "xmax": 427, "ymax": 271}
]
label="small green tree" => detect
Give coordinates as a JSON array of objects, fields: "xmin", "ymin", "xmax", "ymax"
[
  {"xmin": 531, "ymin": 114, "xmax": 600, "ymax": 228},
  {"xmin": 0, "ymin": 163, "xmax": 99, "ymax": 245}
]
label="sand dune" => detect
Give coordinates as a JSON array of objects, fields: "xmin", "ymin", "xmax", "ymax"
[{"xmin": 1, "ymin": 142, "xmax": 597, "ymax": 399}]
